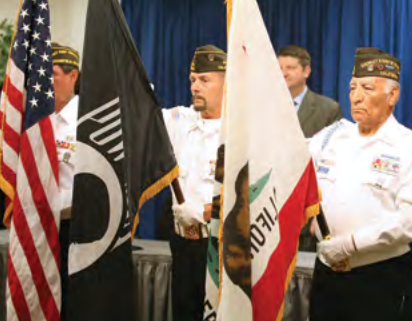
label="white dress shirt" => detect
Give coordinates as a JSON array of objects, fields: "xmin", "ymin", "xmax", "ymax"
[
  {"xmin": 310, "ymin": 115, "xmax": 412, "ymax": 268},
  {"xmin": 163, "ymin": 106, "xmax": 221, "ymax": 237},
  {"xmin": 52, "ymin": 96, "xmax": 78, "ymax": 215}
]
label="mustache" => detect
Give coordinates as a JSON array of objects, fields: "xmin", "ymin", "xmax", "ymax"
[
  {"xmin": 352, "ymin": 108, "xmax": 370, "ymax": 114},
  {"xmin": 192, "ymin": 95, "xmax": 206, "ymax": 103}
]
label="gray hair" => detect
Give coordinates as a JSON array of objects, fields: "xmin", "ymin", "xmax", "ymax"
[{"xmin": 384, "ymin": 78, "xmax": 400, "ymax": 94}]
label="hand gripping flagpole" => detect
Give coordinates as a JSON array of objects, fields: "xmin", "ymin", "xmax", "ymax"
[{"xmin": 318, "ymin": 205, "xmax": 350, "ymax": 272}]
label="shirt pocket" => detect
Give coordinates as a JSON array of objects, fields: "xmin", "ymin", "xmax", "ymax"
[{"xmin": 362, "ymin": 171, "xmax": 395, "ymax": 194}]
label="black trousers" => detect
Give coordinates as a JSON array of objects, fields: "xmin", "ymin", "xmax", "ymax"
[
  {"xmin": 59, "ymin": 219, "xmax": 71, "ymax": 321},
  {"xmin": 170, "ymin": 231, "xmax": 208, "ymax": 321},
  {"xmin": 310, "ymin": 253, "xmax": 412, "ymax": 321}
]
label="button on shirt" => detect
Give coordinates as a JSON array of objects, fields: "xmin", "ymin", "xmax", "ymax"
[
  {"xmin": 310, "ymin": 115, "xmax": 412, "ymax": 268},
  {"xmin": 163, "ymin": 106, "xmax": 221, "ymax": 225},
  {"xmin": 52, "ymin": 96, "xmax": 78, "ymax": 212}
]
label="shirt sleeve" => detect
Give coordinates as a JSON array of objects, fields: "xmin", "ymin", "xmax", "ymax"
[{"xmin": 354, "ymin": 162, "xmax": 412, "ymax": 252}]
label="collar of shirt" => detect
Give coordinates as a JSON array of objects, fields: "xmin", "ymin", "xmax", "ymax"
[
  {"xmin": 187, "ymin": 105, "xmax": 221, "ymax": 135},
  {"xmin": 355, "ymin": 114, "xmax": 399, "ymax": 146},
  {"xmin": 57, "ymin": 95, "xmax": 79, "ymax": 125},
  {"xmin": 293, "ymin": 86, "xmax": 308, "ymax": 113}
]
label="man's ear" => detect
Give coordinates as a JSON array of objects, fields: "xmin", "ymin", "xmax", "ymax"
[
  {"xmin": 70, "ymin": 69, "xmax": 79, "ymax": 84},
  {"xmin": 388, "ymin": 86, "xmax": 400, "ymax": 107},
  {"xmin": 304, "ymin": 65, "xmax": 311, "ymax": 79}
]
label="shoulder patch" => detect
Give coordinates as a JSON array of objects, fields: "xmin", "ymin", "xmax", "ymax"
[{"xmin": 170, "ymin": 107, "xmax": 180, "ymax": 120}]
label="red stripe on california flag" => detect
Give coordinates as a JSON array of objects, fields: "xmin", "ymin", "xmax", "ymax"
[
  {"xmin": 252, "ymin": 161, "xmax": 319, "ymax": 321},
  {"xmin": 39, "ymin": 118, "xmax": 59, "ymax": 183},
  {"xmin": 12, "ymin": 194, "xmax": 60, "ymax": 321},
  {"xmin": 7, "ymin": 252, "xmax": 31, "ymax": 321},
  {"xmin": 3, "ymin": 74, "xmax": 24, "ymax": 113},
  {"xmin": 20, "ymin": 131, "xmax": 60, "ymax": 266}
]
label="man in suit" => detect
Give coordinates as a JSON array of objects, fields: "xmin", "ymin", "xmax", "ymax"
[
  {"xmin": 278, "ymin": 45, "xmax": 342, "ymax": 139},
  {"xmin": 278, "ymin": 45, "xmax": 342, "ymax": 254}
]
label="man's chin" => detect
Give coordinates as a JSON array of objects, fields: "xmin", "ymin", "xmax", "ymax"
[{"xmin": 193, "ymin": 104, "xmax": 207, "ymax": 112}]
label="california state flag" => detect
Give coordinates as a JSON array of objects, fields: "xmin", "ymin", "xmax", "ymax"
[{"xmin": 215, "ymin": 0, "xmax": 320, "ymax": 320}]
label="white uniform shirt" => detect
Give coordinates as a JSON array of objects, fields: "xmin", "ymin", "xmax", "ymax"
[
  {"xmin": 52, "ymin": 96, "xmax": 78, "ymax": 212},
  {"xmin": 163, "ymin": 106, "xmax": 221, "ymax": 226},
  {"xmin": 310, "ymin": 115, "xmax": 412, "ymax": 268}
]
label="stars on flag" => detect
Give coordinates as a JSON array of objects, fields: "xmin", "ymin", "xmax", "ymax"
[
  {"xmin": 39, "ymin": 2, "xmax": 48, "ymax": 11},
  {"xmin": 29, "ymin": 97, "xmax": 38, "ymax": 108},
  {"xmin": 13, "ymin": 0, "xmax": 56, "ymax": 115},
  {"xmin": 37, "ymin": 66, "xmax": 46, "ymax": 77}
]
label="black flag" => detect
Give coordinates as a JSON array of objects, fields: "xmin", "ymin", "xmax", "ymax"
[{"xmin": 68, "ymin": 0, "xmax": 178, "ymax": 319}]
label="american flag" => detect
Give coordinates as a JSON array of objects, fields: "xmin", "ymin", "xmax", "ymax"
[{"xmin": 0, "ymin": 0, "xmax": 61, "ymax": 320}]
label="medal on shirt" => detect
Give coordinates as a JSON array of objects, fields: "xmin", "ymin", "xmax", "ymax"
[
  {"xmin": 209, "ymin": 160, "xmax": 216, "ymax": 176},
  {"xmin": 63, "ymin": 152, "xmax": 71, "ymax": 163},
  {"xmin": 371, "ymin": 154, "xmax": 400, "ymax": 176},
  {"xmin": 56, "ymin": 139, "xmax": 76, "ymax": 151}
]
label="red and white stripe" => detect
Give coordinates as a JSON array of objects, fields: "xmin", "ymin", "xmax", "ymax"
[
  {"xmin": 217, "ymin": 0, "xmax": 320, "ymax": 320},
  {"xmin": 1, "ymin": 34, "xmax": 61, "ymax": 321}
]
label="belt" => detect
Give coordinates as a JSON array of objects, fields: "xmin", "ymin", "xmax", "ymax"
[
  {"xmin": 61, "ymin": 207, "xmax": 72, "ymax": 220},
  {"xmin": 174, "ymin": 221, "xmax": 209, "ymax": 240}
]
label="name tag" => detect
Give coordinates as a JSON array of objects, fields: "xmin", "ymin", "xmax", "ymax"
[{"xmin": 318, "ymin": 165, "xmax": 330, "ymax": 174}]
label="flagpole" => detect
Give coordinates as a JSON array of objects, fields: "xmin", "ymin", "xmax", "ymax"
[
  {"xmin": 317, "ymin": 206, "xmax": 331, "ymax": 239},
  {"xmin": 171, "ymin": 178, "xmax": 185, "ymax": 204}
]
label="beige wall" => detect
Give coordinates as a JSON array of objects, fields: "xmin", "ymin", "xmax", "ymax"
[{"xmin": 0, "ymin": 0, "xmax": 89, "ymax": 59}]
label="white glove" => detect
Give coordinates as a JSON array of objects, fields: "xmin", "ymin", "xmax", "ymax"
[
  {"xmin": 318, "ymin": 235, "xmax": 356, "ymax": 266},
  {"xmin": 172, "ymin": 201, "xmax": 205, "ymax": 227}
]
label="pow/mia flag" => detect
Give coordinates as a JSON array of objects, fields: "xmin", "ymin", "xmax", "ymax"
[{"xmin": 67, "ymin": 0, "xmax": 178, "ymax": 320}]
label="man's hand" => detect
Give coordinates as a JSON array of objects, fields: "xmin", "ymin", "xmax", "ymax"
[
  {"xmin": 172, "ymin": 201, "xmax": 205, "ymax": 227},
  {"xmin": 203, "ymin": 204, "xmax": 213, "ymax": 222},
  {"xmin": 318, "ymin": 234, "xmax": 356, "ymax": 266}
]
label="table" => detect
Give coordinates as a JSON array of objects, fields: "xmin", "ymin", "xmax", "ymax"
[{"xmin": 0, "ymin": 230, "xmax": 315, "ymax": 321}]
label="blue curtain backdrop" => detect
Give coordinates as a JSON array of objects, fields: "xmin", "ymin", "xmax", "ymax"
[{"xmin": 121, "ymin": 0, "xmax": 412, "ymax": 238}]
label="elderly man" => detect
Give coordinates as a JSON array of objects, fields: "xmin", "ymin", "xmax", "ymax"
[
  {"xmin": 309, "ymin": 48, "xmax": 412, "ymax": 321},
  {"xmin": 162, "ymin": 45, "xmax": 225, "ymax": 321}
]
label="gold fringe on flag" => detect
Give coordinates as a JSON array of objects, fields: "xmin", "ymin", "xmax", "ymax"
[
  {"xmin": 0, "ymin": 0, "xmax": 25, "ymax": 229},
  {"xmin": 226, "ymin": 0, "xmax": 233, "ymax": 38},
  {"xmin": 217, "ymin": 0, "xmax": 233, "ymax": 304},
  {"xmin": 131, "ymin": 165, "xmax": 179, "ymax": 239},
  {"xmin": 302, "ymin": 187, "xmax": 322, "ymax": 226},
  {"xmin": 276, "ymin": 251, "xmax": 298, "ymax": 321},
  {"xmin": 304, "ymin": 202, "xmax": 320, "ymax": 222},
  {"xmin": 218, "ymin": 183, "xmax": 225, "ymax": 302}
]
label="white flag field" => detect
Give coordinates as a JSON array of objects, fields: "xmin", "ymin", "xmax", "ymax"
[{"xmin": 204, "ymin": 0, "xmax": 320, "ymax": 320}]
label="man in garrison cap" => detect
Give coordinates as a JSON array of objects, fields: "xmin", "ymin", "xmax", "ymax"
[
  {"xmin": 51, "ymin": 42, "xmax": 80, "ymax": 321},
  {"xmin": 309, "ymin": 48, "xmax": 412, "ymax": 321},
  {"xmin": 162, "ymin": 45, "xmax": 226, "ymax": 321}
]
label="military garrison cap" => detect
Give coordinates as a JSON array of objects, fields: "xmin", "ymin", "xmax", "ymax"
[
  {"xmin": 352, "ymin": 48, "xmax": 400, "ymax": 82},
  {"xmin": 52, "ymin": 43, "xmax": 80, "ymax": 69},
  {"xmin": 191, "ymin": 45, "xmax": 227, "ymax": 73}
]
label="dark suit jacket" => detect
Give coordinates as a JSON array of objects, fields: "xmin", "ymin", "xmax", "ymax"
[
  {"xmin": 298, "ymin": 89, "xmax": 342, "ymax": 138},
  {"xmin": 297, "ymin": 89, "xmax": 342, "ymax": 251}
]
